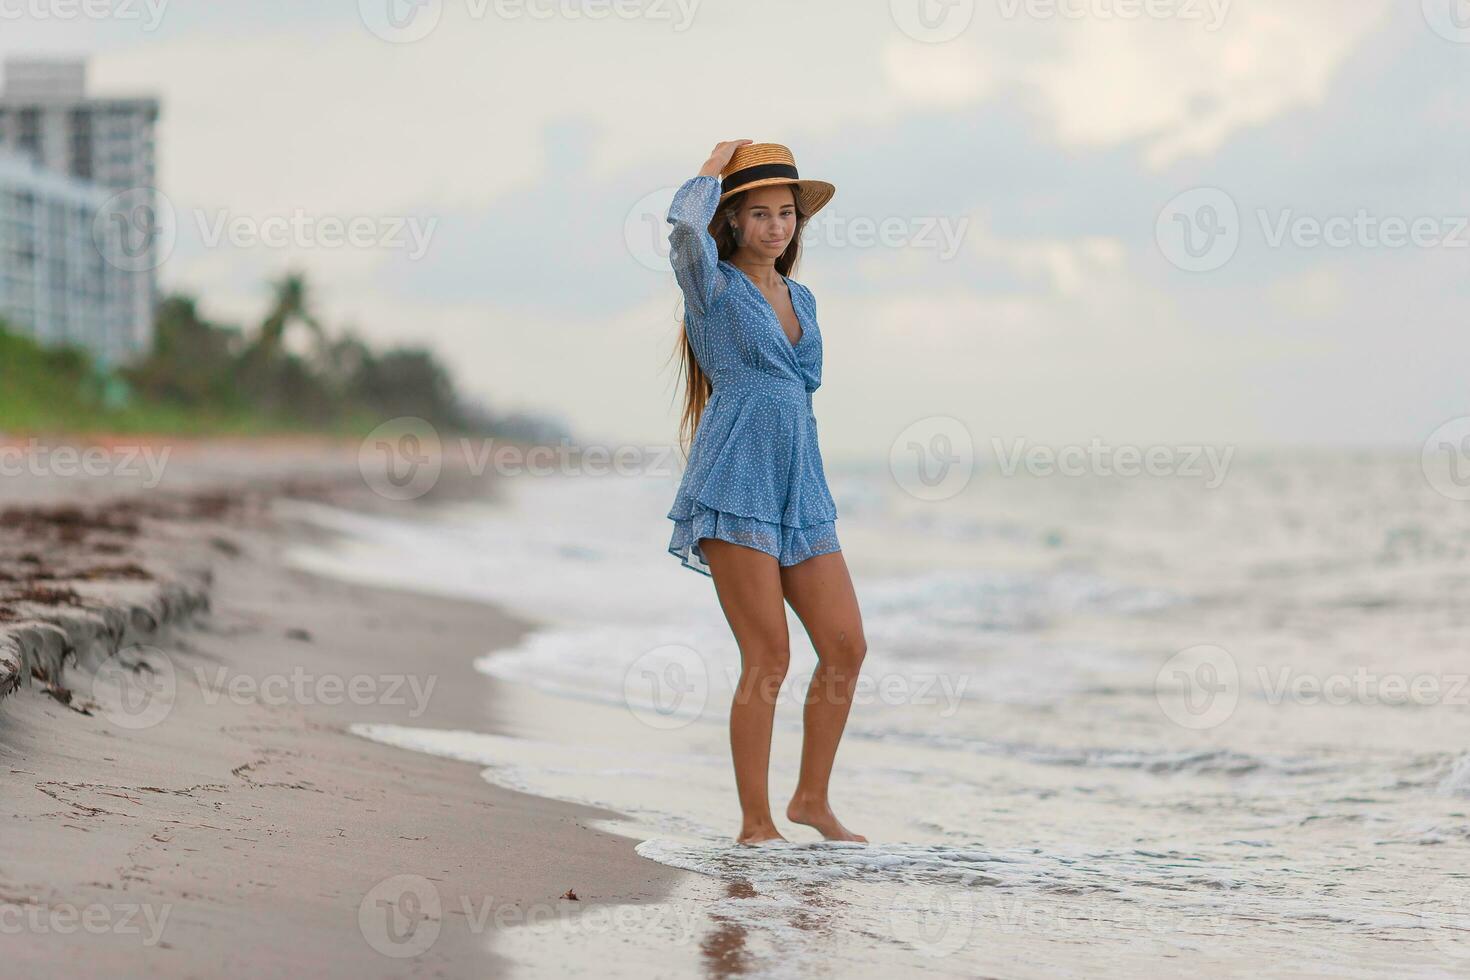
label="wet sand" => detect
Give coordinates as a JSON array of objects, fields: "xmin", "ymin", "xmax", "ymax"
[{"xmin": 0, "ymin": 436, "xmax": 687, "ymax": 977}]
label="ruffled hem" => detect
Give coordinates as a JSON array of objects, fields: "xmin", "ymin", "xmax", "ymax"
[
  {"xmin": 669, "ymin": 387, "xmax": 838, "ymax": 529},
  {"xmin": 667, "ymin": 503, "xmax": 841, "ymax": 577}
]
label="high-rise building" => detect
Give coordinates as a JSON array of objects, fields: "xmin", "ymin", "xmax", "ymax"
[
  {"xmin": 0, "ymin": 58, "xmax": 161, "ymax": 365},
  {"xmin": 0, "ymin": 150, "xmax": 137, "ymax": 364}
]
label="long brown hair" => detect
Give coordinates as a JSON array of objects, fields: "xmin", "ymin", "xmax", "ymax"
[{"xmin": 670, "ymin": 184, "xmax": 809, "ymax": 458}]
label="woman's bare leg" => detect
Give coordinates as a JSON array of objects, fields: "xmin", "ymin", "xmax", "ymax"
[
  {"xmin": 779, "ymin": 549, "xmax": 869, "ymax": 842},
  {"xmin": 700, "ymin": 537, "xmax": 792, "ymax": 845}
]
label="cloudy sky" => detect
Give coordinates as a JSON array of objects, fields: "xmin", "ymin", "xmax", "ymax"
[{"xmin": 10, "ymin": 0, "xmax": 1468, "ymax": 460}]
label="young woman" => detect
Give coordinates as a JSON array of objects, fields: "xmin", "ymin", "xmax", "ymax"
[{"xmin": 665, "ymin": 140, "xmax": 869, "ymax": 846}]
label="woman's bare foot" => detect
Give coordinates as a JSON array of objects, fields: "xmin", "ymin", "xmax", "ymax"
[
  {"xmin": 737, "ymin": 822, "xmax": 787, "ymax": 845},
  {"xmin": 785, "ymin": 797, "xmax": 868, "ymax": 842}
]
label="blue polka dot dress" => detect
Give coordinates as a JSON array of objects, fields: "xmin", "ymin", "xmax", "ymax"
[{"xmin": 665, "ymin": 174, "xmax": 841, "ymax": 577}]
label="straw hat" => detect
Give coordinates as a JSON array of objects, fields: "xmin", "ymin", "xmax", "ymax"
[{"xmin": 714, "ymin": 143, "xmax": 835, "ymax": 219}]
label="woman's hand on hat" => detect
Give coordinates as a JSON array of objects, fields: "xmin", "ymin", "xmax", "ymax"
[{"xmin": 698, "ymin": 140, "xmax": 753, "ymax": 178}]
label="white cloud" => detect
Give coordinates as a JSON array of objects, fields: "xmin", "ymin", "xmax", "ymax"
[
  {"xmin": 881, "ymin": 0, "xmax": 1394, "ymax": 168},
  {"xmin": 880, "ymin": 40, "xmax": 993, "ymax": 106},
  {"xmin": 967, "ymin": 224, "xmax": 1128, "ymax": 297}
]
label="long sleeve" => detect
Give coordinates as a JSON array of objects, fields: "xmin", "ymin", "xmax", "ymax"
[{"xmin": 666, "ymin": 174, "xmax": 728, "ymax": 317}]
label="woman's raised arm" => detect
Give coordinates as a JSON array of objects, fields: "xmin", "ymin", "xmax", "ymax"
[
  {"xmin": 666, "ymin": 175, "xmax": 726, "ymax": 316},
  {"xmin": 666, "ymin": 140, "xmax": 751, "ymax": 316}
]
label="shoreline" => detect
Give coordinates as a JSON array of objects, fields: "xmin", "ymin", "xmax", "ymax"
[{"xmin": 0, "ymin": 437, "xmax": 691, "ymax": 977}]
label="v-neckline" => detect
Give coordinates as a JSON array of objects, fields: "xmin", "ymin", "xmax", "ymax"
[{"xmin": 725, "ymin": 261, "xmax": 806, "ymax": 351}]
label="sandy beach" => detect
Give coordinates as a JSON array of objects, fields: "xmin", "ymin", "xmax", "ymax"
[
  {"xmin": 0, "ymin": 437, "xmax": 687, "ymax": 978},
  {"xmin": 8, "ymin": 435, "xmax": 1469, "ymax": 979}
]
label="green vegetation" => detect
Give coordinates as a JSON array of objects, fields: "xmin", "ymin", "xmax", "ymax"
[{"xmin": 0, "ymin": 271, "xmax": 537, "ymax": 438}]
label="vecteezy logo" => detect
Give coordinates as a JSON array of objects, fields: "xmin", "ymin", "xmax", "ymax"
[
  {"xmin": 359, "ymin": 0, "xmax": 443, "ymax": 43},
  {"xmin": 1423, "ymin": 0, "xmax": 1470, "ymax": 43},
  {"xmin": 1156, "ymin": 187, "xmax": 1240, "ymax": 272},
  {"xmin": 358, "ymin": 874, "xmax": 442, "ymax": 957},
  {"xmin": 90, "ymin": 644, "xmax": 176, "ymax": 730},
  {"xmin": 888, "ymin": 885, "xmax": 975, "ymax": 957},
  {"xmin": 1154, "ymin": 643, "xmax": 1239, "ymax": 730},
  {"xmin": 889, "ymin": 0, "xmax": 975, "ymax": 43},
  {"xmin": 359, "ymin": 417, "xmax": 443, "ymax": 501},
  {"xmin": 889, "ymin": 415, "xmax": 975, "ymax": 502},
  {"xmin": 622, "ymin": 643, "xmax": 710, "ymax": 729},
  {"xmin": 93, "ymin": 187, "xmax": 177, "ymax": 273},
  {"xmin": 1422, "ymin": 416, "xmax": 1470, "ymax": 501},
  {"xmin": 626, "ymin": 185, "xmax": 680, "ymax": 273}
]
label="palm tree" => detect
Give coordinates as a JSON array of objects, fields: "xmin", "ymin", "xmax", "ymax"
[{"xmin": 244, "ymin": 271, "xmax": 328, "ymax": 367}]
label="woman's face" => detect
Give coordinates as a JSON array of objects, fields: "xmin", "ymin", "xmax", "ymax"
[{"xmin": 730, "ymin": 185, "xmax": 798, "ymax": 259}]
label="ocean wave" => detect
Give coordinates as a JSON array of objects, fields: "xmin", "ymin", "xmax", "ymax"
[
  {"xmin": 846, "ymin": 725, "xmax": 1334, "ymax": 777},
  {"xmin": 1436, "ymin": 751, "xmax": 1470, "ymax": 798},
  {"xmin": 861, "ymin": 567, "xmax": 1185, "ymax": 641}
]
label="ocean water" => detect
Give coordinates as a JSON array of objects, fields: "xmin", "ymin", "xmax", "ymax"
[{"xmin": 282, "ymin": 451, "xmax": 1470, "ymax": 978}]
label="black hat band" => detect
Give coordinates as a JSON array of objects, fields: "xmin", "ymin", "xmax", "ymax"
[{"xmin": 721, "ymin": 162, "xmax": 799, "ymax": 196}]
